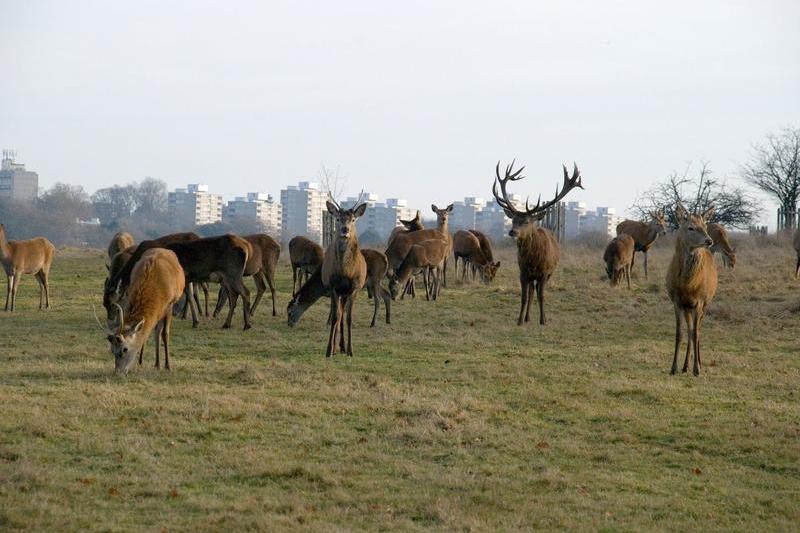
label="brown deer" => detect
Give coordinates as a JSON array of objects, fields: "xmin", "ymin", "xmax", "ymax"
[
  {"xmin": 321, "ymin": 197, "xmax": 368, "ymax": 356},
  {"xmin": 453, "ymin": 230, "xmax": 500, "ymax": 283},
  {"xmin": 794, "ymin": 229, "xmax": 800, "ymax": 278},
  {"xmin": 666, "ymin": 204, "xmax": 717, "ymax": 376},
  {"xmin": 0, "ymin": 224, "xmax": 55, "ymax": 312},
  {"xmin": 101, "ymin": 248, "xmax": 185, "ymax": 373},
  {"xmin": 107, "ymin": 232, "xmax": 134, "ymax": 260},
  {"xmin": 492, "ymin": 160, "xmax": 583, "ymax": 325},
  {"xmin": 287, "ymin": 248, "xmax": 391, "ymax": 328},
  {"xmin": 707, "ymin": 223, "xmax": 735, "ymax": 269},
  {"xmin": 385, "ymin": 204, "xmax": 452, "ymax": 291},
  {"xmin": 389, "ymin": 238, "xmax": 448, "ymax": 300},
  {"xmin": 289, "ymin": 236, "xmax": 324, "ymax": 295},
  {"xmin": 387, "ymin": 210, "xmax": 424, "ymax": 245},
  {"xmin": 616, "ymin": 210, "xmax": 668, "ymax": 278},
  {"xmin": 214, "ymin": 233, "xmax": 280, "ymax": 317},
  {"xmin": 603, "ymin": 234, "xmax": 635, "ymax": 288},
  {"xmin": 467, "ymin": 229, "xmax": 499, "ymax": 281}
]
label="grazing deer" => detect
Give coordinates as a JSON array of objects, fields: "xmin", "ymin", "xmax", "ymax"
[
  {"xmin": 666, "ymin": 205, "xmax": 717, "ymax": 376},
  {"xmin": 0, "ymin": 224, "xmax": 55, "ymax": 312},
  {"xmin": 321, "ymin": 197, "xmax": 368, "ymax": 356},
  {"xmin": 389, "ymin": 238, "xmax": 448, "ymax": 300},
  {"xmin": 707, "ymin": 223, "xmax": 735, "ymax": 269},
  {"xmin": 101, "ymin": 248, "xmax": 185, "ymax": 373},
  {"xmin": 289, "ymin": 236, "xmax": 324, "ymax": 295},
  {"xmin": 214, "ymin": 233, "xmax": 280, "ymax": 317},
  {"xmin": 453, "ymin": 230, "xmax": 500, "ymax": 283},
  {"xmin": 108, "ymin": 234, "xmax": 252, "ymax": 330},
  {"xmin": 287, "ymin": 248, "xmax": 391, "ymax": 328},
  {"xmin": 603, "ymin": 234, "xmax": 635, "ymax": 288},
  {"xmin": 492, "ymin": 160, "xmax": 583, "ymax": 325},
  {"xmin": 107, "ymin": 232, "xmax": 134, "ymax": 260},
  {"xmin": 467, "ymin": 229, "xmax": 499, "ymax": 281},
  {"xmin": 616, "ymin": 210, "xmax": 668, "ymax": 278}
]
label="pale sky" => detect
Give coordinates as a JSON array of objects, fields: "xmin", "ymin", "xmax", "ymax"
[{"xmin": 2, "ymin": 0, "xmax": 799, "ymax": 220}]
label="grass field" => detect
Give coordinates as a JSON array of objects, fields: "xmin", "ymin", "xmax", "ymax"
[{"xmin": 1, "ymin": 238, "xmax": 798, "ymax": 531}]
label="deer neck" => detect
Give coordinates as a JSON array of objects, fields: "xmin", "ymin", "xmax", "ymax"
[
  {"xmin": 675, "ymin": 234, "xmax": 703, "ymax": 279},
  {"xmin": 335, "ymin": 235, "xmax": 359, "ymax": 264},
  {"xmin": 0, "ymin": 232, "xmax": 10, "ymax": 261},
  {"xmin": 437, "ymin": 218, "xmax": 449, "ymax": 235}
]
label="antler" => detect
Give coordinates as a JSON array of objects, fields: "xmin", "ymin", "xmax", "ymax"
[
  {"xmin": 92, "ymin": 304, "xmax": 109, "ymax": 333},
  {"xmin": 327, "ymin": 192, "xmax": 341, "ymax": 211},
  {"xmin": 113, "ymin": 303, "xmax": 125, "ymax": 334},
  {"xmin": 493, "ymin": 160, "xmax": 583, "ymax": 217},
  {"xmin": 349, "ymin": 189, "xmax": 366, "ymax": 210},
  {"xmin": 492, "ymin": 159, "xmax": 526, "ymax": 214}
]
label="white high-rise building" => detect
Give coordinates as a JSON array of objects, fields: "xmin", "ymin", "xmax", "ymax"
[
  {"xmin": 450, "ymin": 197, "xmax": 487, "ymax": 231},
  {"xmin": 223, "ymin": 193, "xmax": 282, "ymax": 236},
  {"xmin": 343, "ymin": 193, "xmax": 416, "ymax": 241},
  {"xmin": 564, "ymin": 201, "xmax": 621, "ymax": 238},
  {"xmin": 564, "ymin": 201, "xmax": 588, "ymax": 240},
  {"xmin": 0, "ymin": 150, "xmax": 38, "ymax": 203},
  {"xmin": 280, "ymin": 181, "xmax": 326, "ymax": 244},
  {"xmin": 168, "ymin": 183, "xmax": 223, "ymax": 227}
]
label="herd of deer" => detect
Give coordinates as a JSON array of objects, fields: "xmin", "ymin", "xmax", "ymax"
[{"xmin": 0, "ymin": 159, "xmax": 791, "ymax": 376}]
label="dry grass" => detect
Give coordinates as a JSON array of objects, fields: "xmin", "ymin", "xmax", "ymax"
[{"xmin": 0, "ymin": 241, "xmax": 798, "ymax": 531}]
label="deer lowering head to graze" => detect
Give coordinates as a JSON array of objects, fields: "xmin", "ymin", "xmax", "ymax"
[
  {"xmin": 287, "ymin": 248, "xmax": 391, "ymax": 328},
  {"xmin": 321, "ymin": 196, "xmax": 368, "ymax": 356},
  {"xmin": 107, "ymin": 232, "xmax": 134, "ymax": 260},
  {"xmin": 108, "ymin": 234, "xmax": 251, "ymax": 330},
  {"xmin": 289, "ymin": 236, "xmax": 324, "ymax": 295},
  {"xmin": 666, "ymin": 204, "xmax": 717, "ymax": 376},
  {"xmin": 603, "ymin": 234, "xmax": 635, "ymax": 289},
  {"xmin": 214, "ymin": 233, "xmax": 281, "ymax": 317},
  {"xmin": 104, "ymin": 232, "xmax": 199, "ymax": 325},
  {"xmin": 101, "ymin": 248, "xmax": 185, "ymax": 373},
  {"xmin": 389, "ymin": 238, "xmax": 448, "ymax": 301},
  {"xmin": 467, "ymin": 229, "xmax": 500, "ymax": 281},
  {"xmin": 492, "ymin": 160, "xmax": 583, "ymax": 325},
  {"xmin": 453, "ymin": 230, "xmax": 500, "ymax": 283},
  {"xmin": 0, "ymin": 224, "xmax": 55, "ymax": 312},
  {"xmin": 707, "ymin": 223, "xmax": 735, "ymax": 269},
  {"xmin": 616, "ymin": 210, "xmax": 667, "ymax": 278}
]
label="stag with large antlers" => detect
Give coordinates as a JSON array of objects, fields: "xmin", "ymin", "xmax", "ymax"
[
  {"xmin": 321, "ymin": 194, "xmax": 368, "ymax": 356},
  {"xmin": 492, "ymin": 160, "xmax": 583, "ymax": 325}
]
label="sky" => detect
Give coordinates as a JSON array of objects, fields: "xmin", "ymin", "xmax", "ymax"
[{"xmin": 1, "ymin": 0, "xmax": 799, "ymax": 221}]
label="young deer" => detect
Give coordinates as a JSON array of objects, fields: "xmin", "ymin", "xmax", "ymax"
[
  {"xmin": 102, "ymin": 248, "xmax": 185, "ymax": 373},
  {"xmin": 603, "ymin": 234, "xmax": 635, "ymax": 288},
  {"xmin": 616, "ymin": 211, "xmax": 668, "ymax": 278},
  {"xmin": 453, "ymin": 230, "xmax": 500, "ymax": 283},
  {"xmin": 666, "ymin": 205, "xmax": 717, "ymax": 376},
  {"xmin": 389, "ymin": 238, "xmax": 448, "ymax": 300},
  {"xmin": 467, "ymin": 229, "xmax": 499, "ymax": 281},
  {"xmin": 321, "ymin": 197, "xmax": 368, "ymax": 356},
  {"xmin": 0, "ymin": 224, "xmax": 55, "ymax": 312},
  {"xmin": 707, "ymin": 223, "xmax": 735, "ymax": 269},
  {"xmin": 492, "ymin": 160, "xmax": 583, "ymax": 325}
]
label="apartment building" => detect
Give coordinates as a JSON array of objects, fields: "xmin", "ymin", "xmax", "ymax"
[
  {"xmin": 280, "ymin": 181, "xmax": 326, "ymax": 244},
  {"xmin": 343, "ymin": 193, "xmax": 416, "ymax": 240},
  {"xmin": 168, "ymin": 183, "xmax": 223, "ymax": 227},
  {"xmin": 0, "ymin": 150, "xmax": 38, "ymax": 203},
  {"xmin": 223, "ymin": 192, "xmax": 282, "ymax": 236}
]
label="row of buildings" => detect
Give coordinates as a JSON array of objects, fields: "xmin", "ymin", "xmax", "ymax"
[
  {"xmin": 0, "ymin": 151, "xmax": 38, "ymax": 203},
  {"xmin": 167, "ymin": 182, "xmax": 621, "ymax": 244}
]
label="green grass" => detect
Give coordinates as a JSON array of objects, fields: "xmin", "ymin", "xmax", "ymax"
[{"xmin": 1, "ymin": 242, "xmax": 798, "ymax": 531}]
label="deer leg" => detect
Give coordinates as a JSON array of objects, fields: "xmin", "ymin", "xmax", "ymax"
[
  {"xmin": 192, "ymin": 283, "xmax": 202, "ymax": 318},
  {"xmin": 236, "ymin": 278, "xmax": 252, "ymax": 331},
  {"xmin": 4, "ymin": 274, "xmax": 12, "ymax": 311},
  {"xmin": 795, "ymin": 254, "xmax": 800, "ymax": 278},
  {"xmin": 292, "ymin": 267, "xmax": 298, "ymax": 295},
  {"xmin": 693, "ymin": 308, "xmax": 702, "ymax": 376},
  {"xmin": 265, "ymin": 268, "xmax": 277, "ymax": 317},
  {"xmin": 681, "ymin": 308, "xmax": 693, "ymax": 373},
  {"xmin": 11, "ymin": 273, "xmax": 21, "ymax": 312},
  {"xmin": 154, "ymin": 318, "xmax": 162, "ymax": 369},
  {"xmin": 201, "ymin": 282, "xmax": 210, "ymax": 317},
  {"xmin": 517, "ymin": 279, "xmax": 528, "ymax": 326},
  {"xmin": 346, "ymin": 294, "xmax": 355, "ymax": 356},
  {"xmin": 42, "ymin": 270, "xmax": 50, "ymax": 309},
  {"xmin": 625, "ymin": 265, "xmax": 631, "ymax": 290},
  {"xmin": 163, "ymin": 312, "xmax": 172, "ymax": 370},
  {"xmin": 381, "ymin": 285, "xmax": 391, "ymax": 324},
  {"xmin": 644, "ymin": 252, "xmax": 649, "ymax": 279},
  {"xmin": 670, "ymin": 305, "xmax": 682, "ymax": 374},
  {"xmin": 222, "ymin": 280, "xmax": 237, "ymax": 329},
  {"xmin": 186, "ymin": 284, "xmax": 200, "ymax": 328},
  {"xmin": 179, "ymin": 292, "xmax": 189, "ymax": 319},
  {"xmin": 213, "ymin": 285, "xmax": 227, "ymax": 318},
  {"xmin": 524, "ymin": 282, "xmax": 534, "ymax": 323},
  {"xmin": 370, "ymin": 283, "xmax": 379, "ymax": 327},
  {"xmin": 36, "ymin": 272, "xmax": 44, "ymax": 310},
  {"xmin": 326, "ymin": 294, "xmax": 341, "ymax": 357},
  {"xmin": 338, "ymin": 296, "xmax": 346, "ymax": 353},
  {"xmin": 249, "ymin": 272, "xmax": 266, "ymax": 317},
  {"xmin": 536, "ymin": 278, "xmax": 548, "ymax": 325}
]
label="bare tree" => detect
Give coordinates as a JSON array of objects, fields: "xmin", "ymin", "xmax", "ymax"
[
  {"xmin": 740, "ymin": 126, "xmax": 800, "ymax": 230},
  {"xmin": 135, "ymin": 177, "xmax": 168, "ymax": 214},
  {"xmin": 318, "ymin": 164, "xmax": 348, "ymax": 203},
  {"xmin": 632, "ymin": 161, "xmax": 760, "ymax": 229}
]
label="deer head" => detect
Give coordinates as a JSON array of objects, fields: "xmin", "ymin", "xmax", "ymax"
[
  {"xmin": 400, "ymin": 210, "xmax": 423, "ymax": 231},
  {"xmin": 431, "ymin": 204, "xmax": 453, "ymax": 229},
  {"xmin": 492, "ymin": 160, "xmax": 583, "ymax": 238},
  {"xmin": 103, "ymin": 303, "xmax": 145, "ymax": 373},
  {"xmin": 326, "ymin": 194, "xmax": 367, "ymax": 240},
  {"xmin": 481, "ymin": 261, "xmax": 501, "ymax": 282},
  {"xmin": 650, "ymin": 210, "xmax": 668, "ymax": 236},
  {"xmin": 675, "ymin": 204, "xmax": 714, "ymax": 250}
]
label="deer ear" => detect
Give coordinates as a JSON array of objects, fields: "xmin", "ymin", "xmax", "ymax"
[
  {"xmin": 326, "ymin": 200, "xmax": 339, "ymax": 215},
  {"xmin": 106, "ymin": 334, "xmax": 115, "ymax": 343},
  {"xmin": 701, "ymin": 207, "xmax": 715, "ymax": 222},
  {"xmin": 446, "ymin": 204, "xmax": 454, "ymax": 212},
  {"xmin": 431, "ymin": 204, "xmax": 438, "ymax": 213},
  {"xmin": 675, "ymin": 204, "xmax": 688, "ymax": 223},
  {"xmin": 353, "ymin": 203, "xmax": 367, "ymax": 218}
]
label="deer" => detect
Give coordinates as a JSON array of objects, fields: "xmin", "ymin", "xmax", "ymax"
[
  {"xmin": 389, "ymin": 238, "xmax": 448, "ymax": 301},
  {"xmin": 99, "ymin": 248, "xmax": 185, "ymax": 373},
  {"xmin": 794, "ymin": 229, "xmax": 800, "ymax": 278},
  {"xmin": 321, "ymin": 196, "xmax": 368, "ymax": 356},
  {"xmin": 666, "ymin": 204, "xmax": 717, "ymax": 376},
  {"xmin": 108, "ymin": 234, "xmax": 252, "ymax": 330},
  {"xmin": 213, "ymin": 233, "xmax": 280, "ymax": 317},
  {"xmin": 492, "ymin": 160, "xmax": 583, "ymax": 325},
  {"xmin": 289, "ymin": 236, "xmax": 324, "ymax": 295},
  {"xmin": 453, "ymin": 230, "xmax": 500, "ymax": 283},
  {"xmin": 0, "ymin": 224, "xmax": 56, "ymax": 312},
  {"xmin": 616, "ymin": 210, "xmax": 668, "ymax": 278},
  {"xmin": 467, "ymin": 229, "xmax": 499, "ymax": 281},
  {"xmin": 387, "ymin": 210, "xmax": 424, "ymax": 245},
  {"xmin": 107, "ymin": 232, "xmax": 134, "ymax": 260},
  {"xmin": 287, "ymin": 248, "xmax": 391, "ymax": 328},
  {"xmin": 707, "ymin": 223, "xmax": 736, "ymax": 269},
  {"xmin": 603, "ymin": 234, "xmax": 635, "ymax": 288}
]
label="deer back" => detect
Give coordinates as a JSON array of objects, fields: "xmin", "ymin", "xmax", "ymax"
[
  {"xmin": 453, "ymin": 230, "xmax": 489, "ymax": 267},
  {"xmin": 468, "ymin": 229, "xmax": 494, "ymax": 262},
  {"xmin": 5, "ymin": 237, "xmax": 55, "ymax": 274},
  {"xmin": 108, "ymin": 232, "xmax": 135, "ymax": 259},
  {"xmin": 616, "ymin": 220, "xmax": 657, "ymax": 250},
  {"xmin": 127, "ymin": 248, "xmax": 186, "ymax": 329}
]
